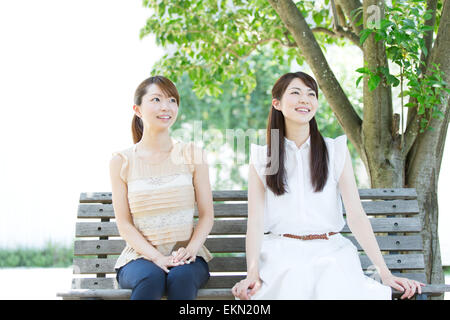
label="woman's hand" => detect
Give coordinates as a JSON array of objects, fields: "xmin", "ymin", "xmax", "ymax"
[
  {"xmin": 231, "ymin": 276, "xmax": 262, "ymax": 300},
  {"xmin": 152, "ymin": 254, "xmax": 182, "ymax": 273},
  {"xmin": 381, "ymin": 272, "xmax": 426, "ymax": 299},
  {"xmin": 171, "ymin": 246, "xmax": 197, "ymax": 264}
]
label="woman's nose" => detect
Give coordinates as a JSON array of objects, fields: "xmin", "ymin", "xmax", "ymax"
[{"xmin": 298, "ymin": 93, "xmax": 309, "ymax": 103}]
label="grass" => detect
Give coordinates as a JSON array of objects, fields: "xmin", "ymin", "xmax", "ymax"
[
  {"xmin": 444, "ymin": 266, "xmax": 450, "ymax": 276},
  {"xmin": 0, "ymin": 241, "xmax": 73, "ymax": 268}
]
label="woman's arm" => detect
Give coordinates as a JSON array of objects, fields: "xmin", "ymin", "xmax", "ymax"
[
  {"xmin": 232, "ymin": 163, "xmax": 265, "ymax": 300},
  {"xmin": 173, "ymin": 147, "xmax": 214, "ymax": 263},
  {"xmin": 110, "ymin": 154, "xmax": 177, "ymax": 272},
  {"xmin": 338, "ymin": 148, "xmax": 390, "ymax": 277},
  {"xmin": 338, "ymin": 147, "xmax": 425, "ymax": 299},
  {"xmin": 188, "ymin": 148, "xmax": 214, "ymax": 255},
  {"xmin": 246, "ymin": 164, "xmax": 265, "ymax": 279}
]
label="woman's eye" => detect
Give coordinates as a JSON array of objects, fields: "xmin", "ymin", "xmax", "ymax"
[
  {"xmin": 291, "ymin": 91, "xmax": 299, "ymax": 95},
  {"xmin": 309, "ymin": 93, "xmax": 316, "ymax": 97},
  {"xmin": 151, "ymin": 97, "xmax": 160, "ymax": 102},
  {"xmin": 170, "ymin": 98, "xmax": 177, "ymax": 103}
]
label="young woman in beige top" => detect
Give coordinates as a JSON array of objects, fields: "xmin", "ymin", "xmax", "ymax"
[{"xmin": 109, "ymin": 76, "xmax": 214, "ymax": 300}]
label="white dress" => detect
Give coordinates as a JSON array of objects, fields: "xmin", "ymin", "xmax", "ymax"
[{"xmin": 248, "ymin": 134, "xmax": 392, "ymax": 300}]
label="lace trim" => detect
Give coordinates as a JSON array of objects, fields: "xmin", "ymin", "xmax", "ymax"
[{"xmin": 133, "ymin": 209, "xmax": 194, "ymax": 233}]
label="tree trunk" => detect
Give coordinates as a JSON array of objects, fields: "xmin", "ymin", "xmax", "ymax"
[
  {"xmin": 405, "ymin": 0, "xmax": 450, "ymax": 299},
  {"xmin": 361, "ymin": 0, "xmax": 401, "ymax": 188}
]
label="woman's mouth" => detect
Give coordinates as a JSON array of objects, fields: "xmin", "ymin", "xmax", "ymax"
[
  {"xmin": 295, "ymin": 107, "xmax": 310, "ymax": 114},
  {"xmin": 156, "ymin": 115, "xmax": 172, "ymax": 121}
]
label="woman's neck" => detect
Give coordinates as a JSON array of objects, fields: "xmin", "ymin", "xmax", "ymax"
[
  {"xmin": 285, "ymin": 122, "xmax": 310, "ymax": 148},
  {"xmin": 137, "ymin": 130, "xmax": 173, "ymax": 152}
]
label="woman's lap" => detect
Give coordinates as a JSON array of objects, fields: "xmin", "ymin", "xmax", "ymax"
[{"xmin": 116, "ymin": 256, "xmax": 210, "ymax": 299}]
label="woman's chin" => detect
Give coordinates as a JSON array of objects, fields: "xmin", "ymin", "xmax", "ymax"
[{"xmin": 285, "ymin": 115, "xmax": 313, "ymax": 126}]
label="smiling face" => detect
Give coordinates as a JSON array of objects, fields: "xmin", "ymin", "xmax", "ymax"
[
  {"xmin": 133, "ymin": 83, "xmax": 179, "ymax": 131},
  {"xmin": 272, "ymin": 77, "xmax": 318, "ymax": 126}
]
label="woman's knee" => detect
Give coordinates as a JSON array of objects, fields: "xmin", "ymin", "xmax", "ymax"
[
  {"xmin": 118, "ymin": 258, "xmax": 166, "ymax": 289},
  {"xmin": 166, "ymin": 258, "xmax": 210, "ymax": 294}
]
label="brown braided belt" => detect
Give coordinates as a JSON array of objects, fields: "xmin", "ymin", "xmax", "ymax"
[{"xmin": 282, "ymin": 232, "xmax": 339, "ymax": 240}]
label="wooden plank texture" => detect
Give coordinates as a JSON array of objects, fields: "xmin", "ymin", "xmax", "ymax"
[
  {"xmin": 58, "ymin": 281, "xmax": 450, "ymax": 300},
  {"xmin": 80, "ymin": 188, "xmax": 417, "ymax": 203},
  {"xmin": 77, "ymin": 200, "xmax": 419, "ymax": 219},
  {"xmin": 72, "ymin": 254, "xmax": 424, "ymax": 276},
  {"xmin": 74, "ymin": 235, "xmax": 423, "ymax": 256},
  {"xmin": 71, "ymin": 272, "xmax": 429, "ymax": 289},
  {"xmin": 69, "ymin": 272, "xmax": 430, "ymax": 291},
  {"xmin": 75, "ymin": 218, "xmax": 421, "ymax": 237}
]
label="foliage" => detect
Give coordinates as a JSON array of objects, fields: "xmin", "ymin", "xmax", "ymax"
[
  {"xmin": 140, "ymin": 0, "xmax": 345, "ymax": 97},
  {"xmin": 140, "ymin": 0, "xmax": 448, "ymax": 136},
  {"xmin": 356, "ymin": 0, "xmax": 450, "ymax": 133},
  {"xmin": 0, "ymin": 241, "xmax": 73, "ymax": 268}
]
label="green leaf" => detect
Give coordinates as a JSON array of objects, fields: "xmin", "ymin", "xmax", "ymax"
[
  {"xmin": 313, "ymin": 12, "xmax": 323, "ymax": 25},
  {"xmin": 387, "ymin": 75, "xmax": 400, "ymax": 87},
  {"xmin": 423, "ymin": 13, "xmax": 433, "ymax": 20},
  {"xmin": 422, "ymin": 45, "xmax": 428, "ymax": 57},
  {"xmin": 356, "ymin": 67, "xmax": 370, "ymax": 74},
  {"xmin": 374, "ymin": 32, "xmax": 384, "ymax": 42},
  {"xmin": 356, "ymin": 75, "xmax": 364, "ymax": 87},
  {"xmin": 360, "ymin": 29, "xmax": 373, "ymax": 45},
  {"xmin": 368, "ymin": 75, "xmax": 381, "ymax": 91}
]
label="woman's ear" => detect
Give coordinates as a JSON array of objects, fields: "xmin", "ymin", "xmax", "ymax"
[
  {"xmin": 133, "ymin": 105, "xmax": 142, "ymax": 118},
  {"xmin": 272, "ymin": 98, "xmax": 281, "ymax": 111}
]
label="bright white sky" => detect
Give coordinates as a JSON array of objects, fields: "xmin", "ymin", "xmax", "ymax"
[{"xmin": 0, "ymin": 0, "xmax": 448, "ymax": 265}]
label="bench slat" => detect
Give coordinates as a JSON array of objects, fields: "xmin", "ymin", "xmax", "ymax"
[
  {"xmin": 72, "ymin": 254, "xmax": 424, "ymax": 275},
  {"xmin": 211, "ymin": 189, "xmax": 418, "ymax": 201},
  {"xmin": 74, "ymin": 235, "xmax": 423, "ymax": 256},
  {"xmin": 58, "ymin": 288, "xmax": 233, "ymax": 300},
  {"xmin": 77, "ymin": 200, "xmax": 419, "ymax": 219},
  {"xmin": 71, "ymin": 275, "xmax": 246, "ymax": 290},
  {"xmin": 75, "ymin": 217, "xmax": 422, "ymax": 237},
  {"xmin": 58, "ymin": 281, "xmax": 450, "ymax": 300},
  {"xmin": 70, "ymin": 272, "xmax": 431, "ymax": 293},
  {"xmin": 80, "ymin": 188, "xmax": 417, "ymax": 203},
  {"xmin": 68, "ymin": 272, "xmax": 429, "ymax": 291}
]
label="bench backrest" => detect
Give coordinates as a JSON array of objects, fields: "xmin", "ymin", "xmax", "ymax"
[{"xmin": 72, "ymin": 188, "xmax": 426, "ymax": 291}]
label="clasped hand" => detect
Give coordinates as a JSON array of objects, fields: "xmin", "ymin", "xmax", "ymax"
[
  {"xmin": 231, "ymin": 276, "xmax": 262, "ymax": 300},
  {"xmin": 152, "ymin": 247, "xmax": 197, "ymax": 273}
]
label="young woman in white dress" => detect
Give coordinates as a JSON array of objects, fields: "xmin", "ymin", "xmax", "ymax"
[{"xmin": 231, "ymin": 71, "xmax": 425, "ymax": 300}]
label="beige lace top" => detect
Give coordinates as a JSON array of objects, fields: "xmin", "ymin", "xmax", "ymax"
[{"xmin": 112, "ymin": 139, "xmax": 213, "ymax": 270}]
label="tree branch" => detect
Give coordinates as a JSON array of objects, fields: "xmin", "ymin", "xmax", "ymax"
[
  {"xmin": 421, "ymin": 0, "xmax": 438, "ymax": 73},
  {"xmin": 311, "ymin": 26, "xmax": 362, "ymax": 49},
  {"xmin": 330, "ymin": 0, "xmax": 340, "ymax": 30},
  {"xmin": 268, "ymin": 0, "xmax": 363, "ymax": 149},
  {"xmin": 335, "ymin": 0, "xmax": 364, "ymax": 36}
]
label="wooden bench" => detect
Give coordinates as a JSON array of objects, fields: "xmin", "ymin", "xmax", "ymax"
[{"xmin": 57, "ymin": 188, "xmax": 450, "ymax": 300}]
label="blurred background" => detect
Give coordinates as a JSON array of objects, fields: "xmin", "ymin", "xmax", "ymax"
[{"xmin": 0, "ymin": 0, "xmax": 448, "ymax": 299}]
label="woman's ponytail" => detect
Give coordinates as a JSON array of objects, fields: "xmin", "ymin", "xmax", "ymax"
[{"xmin": 131, "ymin": 114, "xmax": 144, "ymax": 144}]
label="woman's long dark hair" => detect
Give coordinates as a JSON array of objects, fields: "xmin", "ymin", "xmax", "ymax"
[
  {"xmin": 131, "ymin": 76, "xmax": 180, "ymax": 144},
  {"xmin": 266, "ymin": 72, "xmax": 329, "ymax": 195}
]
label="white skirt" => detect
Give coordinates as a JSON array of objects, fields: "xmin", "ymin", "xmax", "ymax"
[{"xmin": 250, "ymin": 233, "xmax": 392, "ymax": 300}]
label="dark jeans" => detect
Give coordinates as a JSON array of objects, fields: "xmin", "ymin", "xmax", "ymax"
[{"xmin": 116, "ymin": 256, "xmax": 210, "ymax": 300}]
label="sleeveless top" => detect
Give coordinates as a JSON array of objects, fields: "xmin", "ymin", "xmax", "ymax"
[
  {"xmin": 249, "ymin": 134, "xmax": 348, "ymax": 236},
  {"xmin": 112, "ymin": 139, "xmax": 213, "ymax": 270}
]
